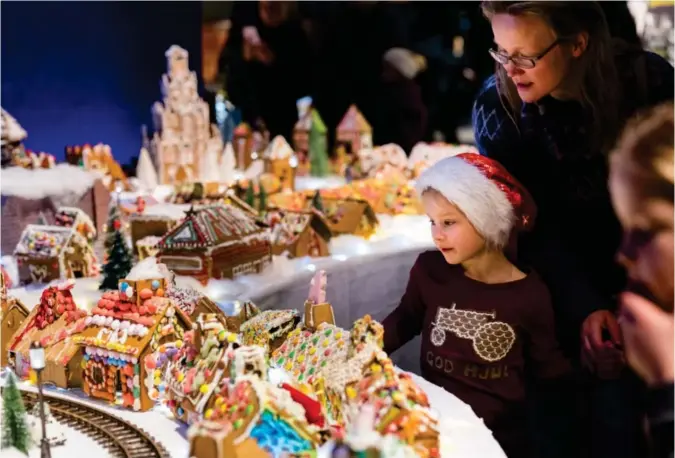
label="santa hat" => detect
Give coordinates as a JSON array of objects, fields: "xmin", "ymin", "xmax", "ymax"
[{"xmin": 414, "ymin": 153, "xmax": 536, "ymax": 249}]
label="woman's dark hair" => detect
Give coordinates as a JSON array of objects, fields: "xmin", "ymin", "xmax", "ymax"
[{"xmin": 481, "ymin": 1, "xmax": 622, "ymax": 154}]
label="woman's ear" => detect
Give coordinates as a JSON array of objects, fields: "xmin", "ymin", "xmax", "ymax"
[{"xmin": 572, "ymin": 32, "xmax": 589, "ymax": 57}]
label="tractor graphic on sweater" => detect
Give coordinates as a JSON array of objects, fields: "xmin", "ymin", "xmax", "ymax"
[{"xmin": 430, "ymin": 304, "xmax": 516, "ymax": 362}]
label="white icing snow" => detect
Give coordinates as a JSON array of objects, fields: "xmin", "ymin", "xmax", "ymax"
[
  {"xmin": 133, "ymin": 203, "xmax": 191, "ymax": 221},
  {"xmin": 1, "ymin": 108, "xmax": 28, "ymax": 142},
  {"xmin": 126, "ymin": 256, "xmax": 172, "ymax": 281},
  {"xmin": 1, "ymin": 164, "xmax": 103, "ymax": 200}
]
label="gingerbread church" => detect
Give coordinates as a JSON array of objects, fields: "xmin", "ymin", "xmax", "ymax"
[{"xmin": 151, "ymin": 45, "xmax": 224, "ymax": 185}]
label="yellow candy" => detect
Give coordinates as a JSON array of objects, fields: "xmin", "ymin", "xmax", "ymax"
[
  {"xmin": 200, "ymin": 384, "xmax": 209, "ymax": 394},
  {"xmin": 297, "ymin": 355, "xmax": 305, "ymax": 363},
  {"xmin": 227, "ymin": 333, "xmax": 237, "ymax": 343},
  {"xmin": 204, "ymin": 408, "xmax": 213, "ymax": 419},
  {"xmin": 154, "ymin": 377, "xmax": 161, "ymax": 386},
  {"xmin": 346, "ymin": 386, "xmax": 357, "ymax": 399},
  {"xmin": 285, "ymin": 362, "xmax": 293, "ymax": 371},
  {"xmin": 177, "ymin": 372, "xmax": 185, "ymax": 382},
  {"xmin": 215, "ymin": 397, "xmax": 223, "ymax": 407},
  {"xmin": 218, "ymin": 330, "xmax": 227, "ymax": 341},
  {"xmin": 392, "ymin": 391, "xmax": 404, "ymax": 403},
  {"xmin": 220, "ymin": 403, "xmax": 228, "ymax": 413},
  {"xmin": 370, "ymin": 363, "xmax": 382, "ymax": 373},
  {"xmin": 336, "ymin": 332, "xmax": 343, "ymax": 339},
  {"xmin": 308, "ymin": 347, "xmax": 316, "ymax": 355},
  {"xmin": 154, "ymin": 369, "xmax": 162, "ymax": 378},
  {"xmin": 322, "ymin": 339, "xmax": 329, "ymax": 347},
  {"xmin": 175, "ymin": 340, "xmax": 183, "ymax": 349}
]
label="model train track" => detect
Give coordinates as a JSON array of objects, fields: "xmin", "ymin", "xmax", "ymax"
[{"xmin": 21, "ymin": 391, "xmax": 170, "ymax": 458}]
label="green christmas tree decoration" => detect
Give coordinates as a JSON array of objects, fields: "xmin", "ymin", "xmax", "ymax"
[
  {"xmin": 311, "ymin": 191, "xmax": 324, "ymax": 213},
  {"xmin": 1, "ymin": 371, "xmax": 30, "ymax": 454},
  {"xmin": 245, "ymin": 183, "xmax": 256, "ymax": 208},
  {"xmin": 99, "ymin": 229, "xmax": 133, "ymax": 291},
  {"xmin": 258, "ymin": 183, "xmax": 267, "ymax": 213},
  {"xmin": 309, "ymin": 109, "xmax": 330, "ymax": 177}
]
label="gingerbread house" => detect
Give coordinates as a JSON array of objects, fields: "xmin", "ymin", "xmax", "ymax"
[
  {"xmin": 53, "ymin": 206, "xmax": 98, "ymax": 243},
  {"xmin": 223, "ymin": 300, "xmax": 260, "ymax": 333},
  {"xmin": 312, "ymin": 196, "xmax": 379, "ymax": 238},
  {"xmin": 265, "ymin": 209, "xmax": 332, "ymax": 258},
  {"xmin": 74, "ymin": 287, "xmax": 191, "ymax": 411},
  {"xmin": 67, "ymin": 143, "xmax": 131, "ymax": 191},
  {"xmin": 7, "ymin": 284, "xmax": 88, "ymax": 388},
  {"xmin": 162, "ymin": 314, "xmax": 241, "ymax": 424},
  {"xmin": 166, "ymin": 285, "xmax": 226, "ymax": 321},
  {"xmin": 263, "ymin": 136, "xmax": 297, "ymax": 193},
  {"xmin": 1, "ymin": 164, "xmax": 110, "ymax": 255},
  {"xmin": 0, "ymin": 272, "xmax": 29, "ymax": 367},
  {"xmin": 129, "ymin": 203, "xmax": 187, "ymax": 255},
  {"xmin": 14, "ymin": 225, "xmax": 99, "ymax": 285},
  {"xmin": 336, "ymin": 105, "xmax": 372, "ymax": 156},
  {"xmin": 349, "ymin": 179, "xmax": 423, "ymax": 216},
  {"xmin": 188, "ymin": 376, "xmax": 321, "ymax": 458},
  {"xmin": 151, "ymin": 45, "xmax": 224, "ymax": 185},
  {"xmin": 156, "ymin": 203, "xmax": 272, "ymax": 285}
]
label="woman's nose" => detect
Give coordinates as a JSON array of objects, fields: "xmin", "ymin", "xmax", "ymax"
[{"xmin": 504, "ymin": 62, "xmax": 523, "ymax": 78}]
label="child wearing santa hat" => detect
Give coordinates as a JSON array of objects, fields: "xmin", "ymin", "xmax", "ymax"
[{"xmin": 382, "ymin": 153, "xmax": 571, "ymax": 458}]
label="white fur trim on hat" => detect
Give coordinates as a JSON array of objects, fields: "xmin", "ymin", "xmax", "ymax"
[{"xmin": 414, "ymin": 156, "xmax": 515, "ymax": 248}]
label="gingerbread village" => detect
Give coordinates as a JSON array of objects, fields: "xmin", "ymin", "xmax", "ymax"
[{"xmin": 0, "ymin": 44, "xmax": 479, "ymax": 458}]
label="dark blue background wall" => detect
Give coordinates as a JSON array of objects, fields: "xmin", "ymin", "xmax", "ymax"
[{"xmin": 1, "ymin": 1, "xmax": 202, "ymax": 165}]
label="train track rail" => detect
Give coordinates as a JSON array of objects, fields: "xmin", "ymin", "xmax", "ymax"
[{"xmin": 21, "ymin": 391, "xmax": 171, "ymax": 458}]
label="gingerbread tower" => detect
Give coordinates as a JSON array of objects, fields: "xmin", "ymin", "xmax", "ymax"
[{"xmin": 151, "ymin": 45, "xmax": 224, "ymax": 185}]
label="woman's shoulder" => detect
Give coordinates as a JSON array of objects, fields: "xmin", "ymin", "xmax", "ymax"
[{"xmin": 472, "ymin": 75, "xmax": 523, "ymax": 157}]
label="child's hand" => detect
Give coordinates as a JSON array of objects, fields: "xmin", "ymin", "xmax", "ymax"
[{"xmin": 618, "ymin": 292, "xmax": 674, "ymax": 387}]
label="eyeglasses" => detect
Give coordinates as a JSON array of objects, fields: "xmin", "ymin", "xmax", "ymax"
[{"xmin": 488, "ymin": 39, "xmax": 562, "ymax": 69}]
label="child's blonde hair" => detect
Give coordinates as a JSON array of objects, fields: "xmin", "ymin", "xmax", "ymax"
[{"xmin": 610, "ymin": 102, "xmax": 674, "ymax": 203}]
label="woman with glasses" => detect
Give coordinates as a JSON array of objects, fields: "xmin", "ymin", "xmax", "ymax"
[{"xmin": 471, "ymin": 2, "xmax": 673, "ymax": 458}]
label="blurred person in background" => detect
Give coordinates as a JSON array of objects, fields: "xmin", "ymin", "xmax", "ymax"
[
  {"xmin": 610, "ymin": 102, "xmax": 674, "ymax": 458},
  {"xmin": 300, "ymin": 1, "xmax": 427, "ymax": 154},
  {"xmin": 472, "ymin": 1, "xmax": 673, "ymax": 457},
  {"xmin": 225, "ymin": 1, "xmax": 311, "ymax": 141},
  {"xmin": 385, "ymin": 2, "xmax": 493, "ymax": 144}
]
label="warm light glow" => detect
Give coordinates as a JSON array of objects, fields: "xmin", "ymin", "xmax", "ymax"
[{"xmin": 29, "ymin": 344, "xmax": 45, "ymax": 370}]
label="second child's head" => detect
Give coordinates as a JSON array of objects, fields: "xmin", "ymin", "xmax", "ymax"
[
  {"xmin": 610, "ymin": 102, "xmax": 674, "ymax": 312},
  {"xmin": 415, "ymin": 153, "xmax": 536, "ymax": 265}
]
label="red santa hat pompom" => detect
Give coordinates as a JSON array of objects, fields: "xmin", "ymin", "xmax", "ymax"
[{"xmin": 414, "ymin": 153, "xmax": 537, "ymax": 249}]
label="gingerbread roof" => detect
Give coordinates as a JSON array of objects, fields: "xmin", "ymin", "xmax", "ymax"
[
  {"xmin": 210, "ymin": 376, "xmax": 319, "ymax": 452},
  {"xmin": 13, "ymin": 225, "xmax": 76, "ymax": 258},
  {"xmin": 157, "ymin": 203, "xmax": 265, "ymax": 251},
  {"xmin": 240, "ymin": 309, "xmax": 299, "ymax": 347},
  {"xmin": 164, "ymin": 314, "xmax": 240, "ymax": 417},
  {"xmin": 264, "ymin": 136, "xmax": 297, "ymax": 161},
  {"xmin": 266, "ymin": 209, "xmax": 332, "ymax": 248},
  {"xmin": 54, "ymin": 207, "xmax": 97, "ymax": 238},
  {"xmin": 8, "ymin": 285, "xmax": 88, "ymax": 366},
  {"xmin": 73, "ymin": 292, "xmax": 191, "ymax": 357},
  {"xmin": 0, "ymin": 297, "xmax": 29, "ymax": 323},
  {"xmin": 337, "ymin": 105, "xmax": 371, "ymax": 133},
  {"xmin": 272, "ymin": 323, "xmax": 350, "ymax": 385},
  {"xmin": 166, "ymin": 285, "xmax": 222, "ymax": 317}
]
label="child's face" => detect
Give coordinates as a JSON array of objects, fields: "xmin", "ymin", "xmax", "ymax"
[
  {"xmin": 422, "ymin": 190, "xmax": 486, "ymax": 265},
  {"xmin": 610, "ymin": 172, "xmax": 674, "ymax": 312}
]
